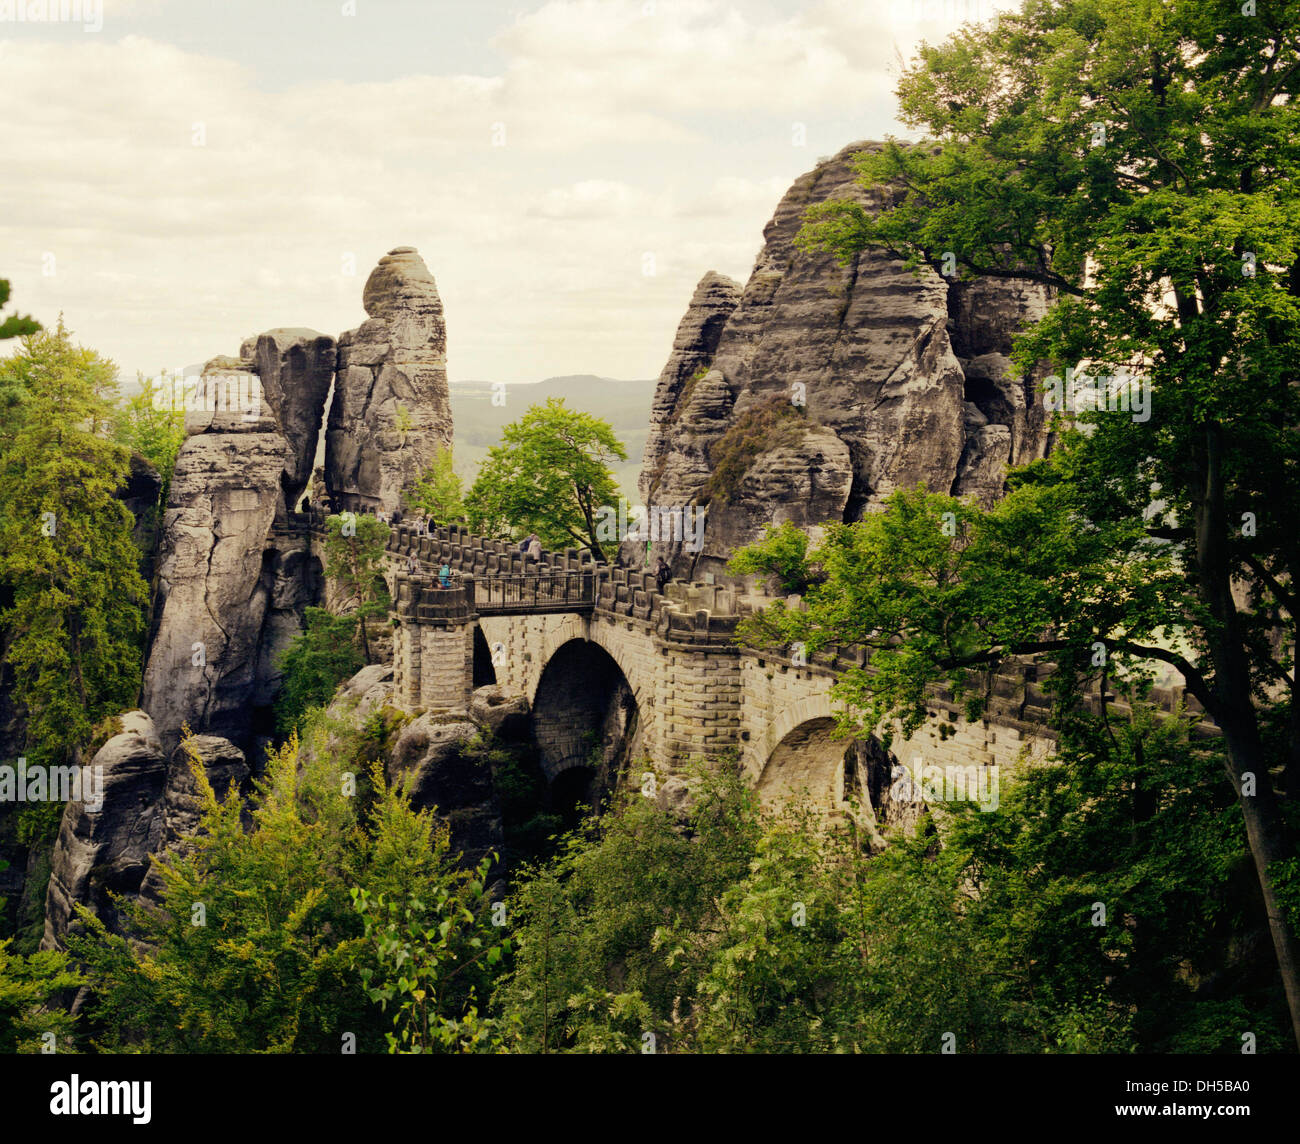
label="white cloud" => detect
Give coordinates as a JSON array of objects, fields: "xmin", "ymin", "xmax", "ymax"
[{"xmin": 0, "ymin": 0, "xmax": 993, "ymax": 383}]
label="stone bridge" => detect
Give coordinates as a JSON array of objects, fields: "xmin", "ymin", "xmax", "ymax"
[{"xmin": 300, "ymin": 510, "xmax": 1212, "ymax": 818}]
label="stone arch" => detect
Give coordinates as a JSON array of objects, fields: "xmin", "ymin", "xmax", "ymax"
[
  {"xmin": 523, "ymin": 613, "xmax": 590, "ymax": 705},
  {"xmin": 757, "ymin": 710, "xmax": 898, "ymax": 831},
  {"xmin": 531, "ymin": 639, "xmax": 641, "ymax": 817},
  {"xmin": 762, "ymin": 691, "xmax": 837, "ymax": 766}
]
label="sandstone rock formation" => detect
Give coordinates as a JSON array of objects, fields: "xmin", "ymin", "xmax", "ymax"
[
  {"xmin": 141, "ymin": 333, "xmax": 333, "ymax": 756},
  {"xmin": 138, "ymin": 735, "xmax": 249, "ymax": 907},
  {"xmin": 251, "ymin": 328, "xmax": 337, "ymax": 507},
  {"xmin": 390, "ymin": 713, "xmax": 503, "ymax": 868},
  {"xmin": 327, "ymin": 247, "xmax": 453, "ymax": 514},
  {"xmin": 141, "ymin": 355, "xmax": 293, "ymax": 755},
  {"xmin": 632, "ymin": 141, "xmax": 1055, "ymax": 581},
  {"xmin": 42, "ymin": 711, "xmax": 168, "ymax": 946}
]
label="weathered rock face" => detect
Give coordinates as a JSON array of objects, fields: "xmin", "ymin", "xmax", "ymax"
[
  {"xmin": 640, "ymin": 272, "xmax": 742, "ymax": 504},
  {"xmin": 470, "ymin": 685, "xmax": 531, "ymax": 740},
  {"xmin": 138, "ymin": 735, "xmax": 249, "ymax": 908},
  {"xmin": 632, "ymin": 141, "xmax": 1055, "ymax": 580},
  {"xmin": 120, "ymin": 451, "xmax": 164, "ymax": 581},
  {"xmin": 42, "ymin": 711, "xmax": 168, "ymax": 947},
  {"xmin": 390, "ymin": 714, "xmax": 504, "ymax": 869},
  {"xmin": 327, "ymin": 247, "xmax": 453, "ymax": 514},
  {"xmin": 141, "ymin": 354, "xmax": 291, "ymax": 756},
  {"xmin": 141, "ymin": 331, "xmax": 333, "ymax": 756},
  {"xmin": 251, "ymin": 328, "xmax": 337, "ymax": 507}
]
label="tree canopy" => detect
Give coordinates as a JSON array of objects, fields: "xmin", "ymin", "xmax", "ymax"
[
  {"xmin": 465, "ymin": 397, "xmax": 626, "ymax": 561},
  {"xmin": 780, "ymin": 0, "xmax": 1300, "ymax": 1046}
]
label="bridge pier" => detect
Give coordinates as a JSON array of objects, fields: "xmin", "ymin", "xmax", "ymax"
[{"xmin": 394, "ymin": 573, "xmax": 477, "ymax": 713}]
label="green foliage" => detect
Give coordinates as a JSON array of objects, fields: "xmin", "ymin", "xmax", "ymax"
[
  {"xmin": 726, "ymin": 520, "xmax": 816, "ymax": 595},
  {"xmin": 0, "ymin": 278, "xmax": 39, "ymax": 341},
  {"xmin": 465, "ymin": 397, "xmax": 627, "ymax": 560},
  {"xmin": 67, "ymin": 729, "xmax": 501, "ymax": 1053},
  {"xmin": 793, "ymin": 4, "xmax": 1300, "ymax": 1034},
  {"xmin": 274, "ymin": 607, "xmax": 365, "ymax": 734},
  {"xmin": 0, "ymin": 937, "xmax": 80, "ymax": 1053},
  {"xmin": 404, "ymin": 446, "xmax": 466, "ymax": 525},
  {"xmin": 322, "ymin": 512, "xmax": 390, "ymax": 664},
  {"xmin": 492, "ymin": 763, "xmax": 761, "ymax": 1052},
  {"xmin": 0, "ymin": 321, "xmax": 149, "ymax": 769},
  {"xmin": 705, "ymin": 395, "xmax": 804, "ymax": 504},
  {"xmin": 353, "ymin": 850, "xmax": 513, "ymax": 1054},
  {"xmin": 112, "ymin": 372, "xmax": 186, "ymax": 508},
  {"xmin": 490, "ymin": 705, "xmax": 1286, "ymax": 1051}
]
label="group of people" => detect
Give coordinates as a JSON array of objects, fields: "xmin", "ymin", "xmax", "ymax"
[{"xmin": 404, "ymin": 551, "xmax": 453, "ymax": 588}]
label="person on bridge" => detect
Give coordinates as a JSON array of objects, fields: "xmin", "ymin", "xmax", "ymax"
[
  {"xmin": 655, "ymin": 557, "xmax": 671, "ymax": 593},
  {"xmin": 439, "ymin": 562, "xmax": 452, "ymax": 589},
  {"xmin": 526, "ymin": 534, "xmax": 542, "ymax": 562}
]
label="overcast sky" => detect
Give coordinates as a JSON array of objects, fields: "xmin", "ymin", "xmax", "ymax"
[{"xmin": 1, "ymin": 0, "xmax": 1007, "ymax": 384}]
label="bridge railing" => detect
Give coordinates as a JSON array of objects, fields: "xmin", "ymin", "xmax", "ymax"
[{"xmin": 470, "ymin": 570, "xmax": 595, "ymax": 614}]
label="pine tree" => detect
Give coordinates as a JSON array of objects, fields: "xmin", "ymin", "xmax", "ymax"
[{"xmin": 0, "ymin": 322, "xmax": 148, "ymax": 780}]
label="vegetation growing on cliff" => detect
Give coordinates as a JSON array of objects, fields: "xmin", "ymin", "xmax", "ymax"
[
  {"xmin": 704, "ymin": 395, "xmax": 805, "ymax": 505},
  {"xmin": 404, "ymin": 445, "xmax": 467, "ymax": 525}
]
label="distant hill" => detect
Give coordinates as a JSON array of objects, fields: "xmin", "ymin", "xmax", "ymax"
[{"xmin": 450, "ymin": 374, "xmax": 656, "ymax": 503}]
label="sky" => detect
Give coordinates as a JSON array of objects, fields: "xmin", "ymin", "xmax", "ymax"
[{"xmin": 0, "ymin": 0, "xmax": 1010, "ymax": 385}]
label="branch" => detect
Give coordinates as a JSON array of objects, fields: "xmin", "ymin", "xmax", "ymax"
[{"xmin": 936, "ymin": 636, "xmax": 1214, "ymax": 712}]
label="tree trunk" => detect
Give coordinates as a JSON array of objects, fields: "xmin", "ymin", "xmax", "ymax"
[{"xmin": 1196, "ymin": 421, "xmax": 1300, "ymax": 1048}]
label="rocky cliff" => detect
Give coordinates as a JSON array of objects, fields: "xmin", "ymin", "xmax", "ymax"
[
  {"xmin": 140, "ymin": 343, "xmax": 326, "ymax": 757},
  {"xmin": 43, "ymin": 249, "xmax": 459, "ymax": 946},
  {"xmin": 327, "ymin": 246, "xmax": 454, "ymax": 514},
  {"xmin": 138, "ymin": 248, "xmax": 455, "ymax": 757},
  {"xmin": 632, "ymin": 141, "xmax": 1055, "ymax": 580}
]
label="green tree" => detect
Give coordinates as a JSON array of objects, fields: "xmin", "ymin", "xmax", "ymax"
[
  {"xmin": 112, "ymin": 371, "xmax": 186, "ymax": 508},
  {"xmin": 404, "ymin": 446, "xmax": 466, "ymax": 525},
  {"xmin": 791, "ymin": 0, "xmax": 1300, "ymax": 1046},
  {"xmin": 353, "ymin": 850, "xmax": 512, "ymax": 1054},
  {"xmin": 322, "ymin": 512, "xmax": 390, "ymax": 665},
  {"xmin": 0, "ymin": 937, "xmax": 81, "ymax": 1053},
  {"xmin": 0, "ymin": 277, "xmax": 39, "ymax": 342},
  {"xmin": 273, "ymin": 607, "xmax": 365, "ymax": 734},
  {"xmin": 493, "ymin": 763, "xmax": 760, "ymax": 1052},
  {"xmin": 727, "ymin": 521, "xmax": 817, "ymax": 595},
  {"xmin": 67, "ymin": 727, "xmax": 502, "ymax": 1053},
  {"xmin": 465, "ymin": 397, "xmax": 626, "ymax": 561},
  {"xmin": 0, "ymin": 322, "xmax": 149, "ymax": 785}
]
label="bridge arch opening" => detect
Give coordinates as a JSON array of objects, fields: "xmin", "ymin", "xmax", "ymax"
[
  {"xmin": 532, "ymin": 638, "xmax": 640, "ymax": 825},
  {"xmin": 472, "ymin": 625, "xmax": 497, "ymax": 688},
  {"xmin": 758, "ymin": 718, "xmax": 899, "ymax": 828}
]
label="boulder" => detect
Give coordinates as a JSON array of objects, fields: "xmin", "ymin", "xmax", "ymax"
[
  {"xmin": 42, "ymin": 711, "xmax": 168, "ymax": 947},
  {"xmin": 390, "ymin": 714, "xmax": 502, "ymax": 867},
  {"xmin": 470, "ymin": 686, "xmax": 531, "ymax": 740},
  {"xmin": 138, "ymin": 735, "xmax": 249, "ymax": 907}
]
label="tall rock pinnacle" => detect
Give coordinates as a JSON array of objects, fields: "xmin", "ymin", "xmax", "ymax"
[
  {"xmin": 631, "ymin": 141, "xmax": 1055, "ymax": 582},
  {"xmin": 327, "ymin": 246, "xmax": 454, "ymax": 513}
]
